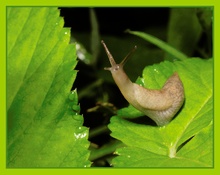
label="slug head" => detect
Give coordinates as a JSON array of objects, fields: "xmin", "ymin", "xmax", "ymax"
[{"xmin": 101, "ymin": 40, "xmax": 137, "ymax": 72}]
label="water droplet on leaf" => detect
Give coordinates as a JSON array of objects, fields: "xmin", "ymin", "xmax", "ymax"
[
  {"xmin": 153, "ymin": 68, "xmax": 159, "ymax": 73},
  {"xmin": 74, "ymin": 127, "xmax": 87, "ymax": 140}
]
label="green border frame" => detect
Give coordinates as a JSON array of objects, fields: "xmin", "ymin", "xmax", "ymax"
[{"xmin": 1, "ymin": 0, "xmax": 219, "ymax": 174}]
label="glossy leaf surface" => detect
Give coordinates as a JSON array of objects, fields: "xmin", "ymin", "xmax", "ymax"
[{"xmin": 7, "ymin": 7, "xmax": 90, "ymax": 167}]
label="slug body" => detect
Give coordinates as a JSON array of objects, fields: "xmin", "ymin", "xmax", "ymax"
[{"xmin": 101, "ymin": 40, "xmax": 184, "ymax": 126}]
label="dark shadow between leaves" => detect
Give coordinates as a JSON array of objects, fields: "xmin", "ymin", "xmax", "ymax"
[{"xmin": 123, "ymin": 115, "xmax": 157, "ymax": 126}]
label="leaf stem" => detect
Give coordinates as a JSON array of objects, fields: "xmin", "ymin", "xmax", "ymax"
[
  {"xmin": 89, "ymin": 125, "xmax": 110, "ymax": 139},
  {"xmin": 89, "ymin": 140, "xmax": 125, "ymax": 161}
]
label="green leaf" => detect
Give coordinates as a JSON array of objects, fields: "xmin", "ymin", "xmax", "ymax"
[
  {"xmin": 126, "ymin": 29, "xmax": 188, "ymax": 61},
  {"xmin": 7, "ymin": 7, "xmax": 90, "ymax": 167},
  {"xmin": 108, "ymin": 58, "xmax": 213, "ymax": 167}
]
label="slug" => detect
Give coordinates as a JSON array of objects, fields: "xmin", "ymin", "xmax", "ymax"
[{"xmin": 101, "ymin": 40, "xmax": 184, "ymax": 126}]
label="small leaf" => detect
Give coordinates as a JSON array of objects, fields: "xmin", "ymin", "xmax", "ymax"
[{"xmin": 108, "ymin": 58, "xmax": 213, "ymax": 167}]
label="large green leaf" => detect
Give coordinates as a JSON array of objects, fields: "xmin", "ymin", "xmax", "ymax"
[
  {"xmin": 7, "ymin": 7, "xmax": 90, "ymax": 167},
  {"xmin": 108, "ymin": 58, "xmax": 213, "ymax": 167}
]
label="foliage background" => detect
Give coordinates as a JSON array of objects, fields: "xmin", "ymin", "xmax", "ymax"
[
  {"xmin": 59, "ymin": 7, "xmax": 213, "ymax": 167},
  {"xmin": 7, "ymin": 7, "xmax": 213, "ymax": 168}
]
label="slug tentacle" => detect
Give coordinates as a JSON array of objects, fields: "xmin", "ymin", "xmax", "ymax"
[
  {"xmin": 101, "ymin": 40, "xmax": 184, "ymax": 126},
  {"xmin": 101, "ymin": 40, "xmax": 116, "ymax": 71},
  {"xmin": 119, "ymin": 45, "xmax": 137, "ymax": 66}
]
